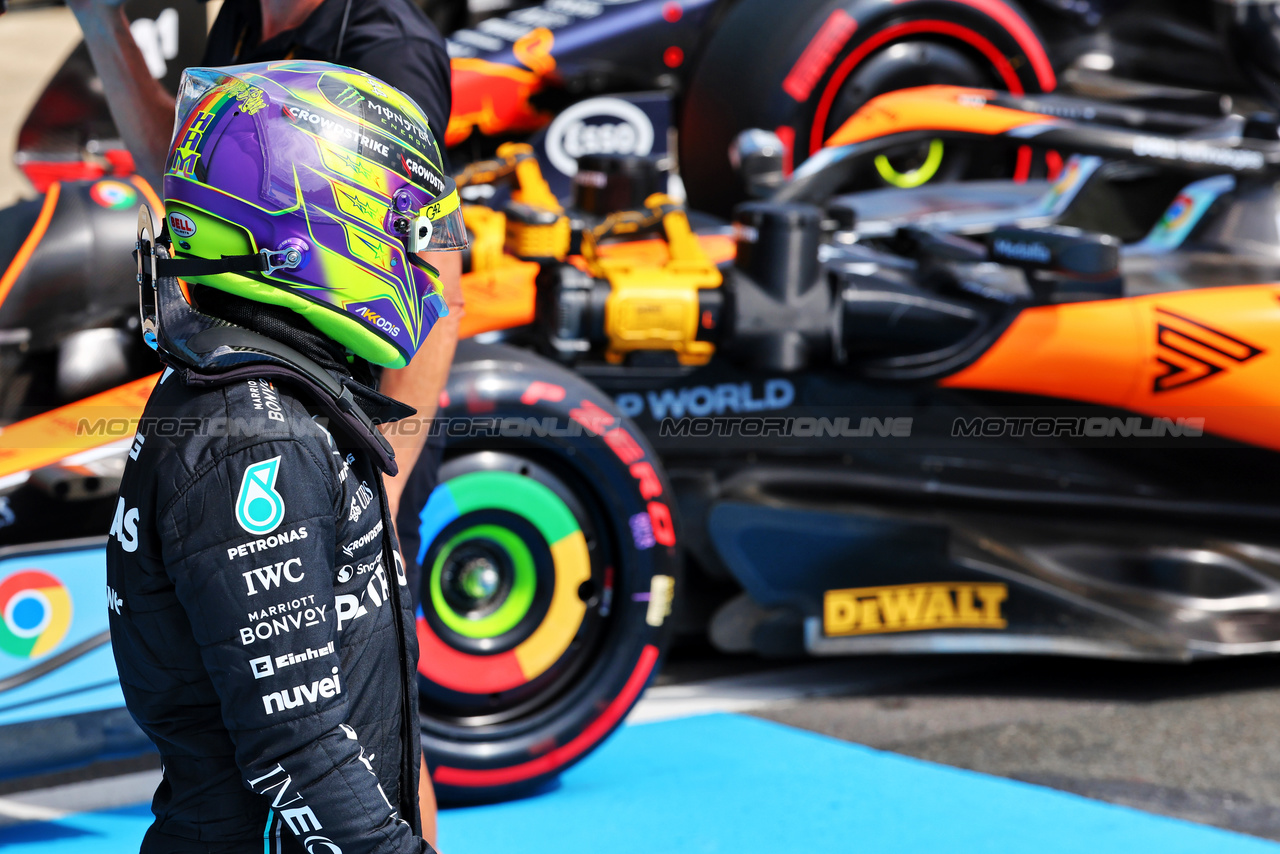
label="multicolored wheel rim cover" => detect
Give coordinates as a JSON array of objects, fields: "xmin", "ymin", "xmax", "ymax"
[{"xmin": 416, "ymin": 471, "xmax": 591, "ymax": 694}]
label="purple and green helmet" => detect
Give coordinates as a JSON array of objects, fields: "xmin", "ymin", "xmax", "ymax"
[{"xmin": 163, "ymin": 60, "xmax": 466, "ymax": 368}]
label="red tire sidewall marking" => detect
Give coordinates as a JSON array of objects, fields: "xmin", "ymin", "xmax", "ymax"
[
  {"xmin": 894, "ymin": 0, "xmax": 1056, "ymax": 90},
  {"xmin": 433, "ymin": 643, "xmax": 660, "ymax": 787},
  {"xmin": 423, "ymin": 358, "xmax": 677, "ymax": 794},
  {"xmin": 809, "ymin": 18, "xmax": 1026, "ymax": 155}
]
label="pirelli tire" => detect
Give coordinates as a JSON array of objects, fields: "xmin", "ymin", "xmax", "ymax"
[
  {"xmin": 679, "ymin": 0, "xmax": 1055, "ymax": 215},
  {"xmin": 413, "ymin": 342, "xmax": 680, "ymax": 804}
]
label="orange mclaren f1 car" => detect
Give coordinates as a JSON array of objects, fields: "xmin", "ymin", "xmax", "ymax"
[{"xmin": 7, "ymin": 81, "xmax": 1280, "ymax": 801}]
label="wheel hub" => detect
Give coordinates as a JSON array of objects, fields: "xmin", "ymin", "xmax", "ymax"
[
  {"xmin": 441, "ymin": 543, "xmax": 509, "ymax": 617},
  {"xmin": 459, "ymin": 556, "xmax": 501, "ymax": 602}
]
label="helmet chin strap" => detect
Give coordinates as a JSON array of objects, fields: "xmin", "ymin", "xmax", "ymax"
[
  {"xmin": 135, "ymin": 204, "xmax": 412, "ymax": 474},
  {"xmin": 153, "ymin": 245, "xmax": 305, "ymax": 279}
]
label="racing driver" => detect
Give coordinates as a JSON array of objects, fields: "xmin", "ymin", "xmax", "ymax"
[{"xmin": 107, "ymin": 61, "xmax": 464, "ymax": 853}]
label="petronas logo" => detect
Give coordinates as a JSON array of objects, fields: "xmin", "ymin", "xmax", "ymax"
[{"xmin": 236, "ymin": 457, "xmax": 285, "ymax": 534}]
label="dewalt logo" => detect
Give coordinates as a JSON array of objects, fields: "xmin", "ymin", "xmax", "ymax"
[{"xmin": 823, "ymin": 582, "xmax": 1008, "ymax": 637}]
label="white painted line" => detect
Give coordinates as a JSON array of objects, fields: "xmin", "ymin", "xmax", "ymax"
[
  {"xmin": 0, "ymin": 797, "xmax": 66, "ymax": 822},
  {"xmin": 0, "ymin": 768, "xmax": 160, "ymax": 828},
  {"xmin": 629, "ymin": 658, "xmax": 980, "ymax": 724}
]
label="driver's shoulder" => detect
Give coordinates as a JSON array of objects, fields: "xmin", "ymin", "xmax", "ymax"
[{"xmin": 143, "ymin": 373, "xmax": 338, "ymax": 499}]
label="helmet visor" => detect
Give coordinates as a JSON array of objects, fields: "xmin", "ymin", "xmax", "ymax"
[{"xmin": 408, "ymin": 181, "xmax": 467, "ymax": 253}]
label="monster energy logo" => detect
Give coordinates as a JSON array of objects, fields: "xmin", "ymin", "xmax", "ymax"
[
  {"xmin": 365, "ymin": 100, "xmax": 430, "ymax": 143},
  {"xmin": 236, "ymin": 456, "xmax": 286, "ymax": 535},
  {"xmin": 334, "ymin": 85, "xmax": 366, "ymax": 107}
]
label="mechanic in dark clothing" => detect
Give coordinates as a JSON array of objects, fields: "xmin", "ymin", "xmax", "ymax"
[
  {"xmin": 109, "ymin": 62, "xmax": 466, "ymax": 851},
  {"xmin": 201, "ymin": 0, "xmax": 453, "ymax": 163},
  {"xmin": 70, "ymin": 0, "xmax": 460, "ymax": 836}
]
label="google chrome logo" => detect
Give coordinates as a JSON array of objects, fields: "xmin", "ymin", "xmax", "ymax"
[
  {"xmin": 0, "ymin": 570, "xmax": 72, "ymax": 659},
  {"xmin": 88, "ymin": 179, "xmax": 138, "ymax": 211}
]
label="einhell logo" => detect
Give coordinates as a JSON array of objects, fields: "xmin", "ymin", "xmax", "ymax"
[
  {"xmin": 824, "ymin": 582, "xmax": 1008, "ymax": 637},
  {"xmin": 1153, "ymin": 308, "xmax": 1263, "ymax": 392}
]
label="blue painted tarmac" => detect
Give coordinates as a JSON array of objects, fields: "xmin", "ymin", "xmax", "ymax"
[{"xmin": 3, "ymin": 713, "xmax": 1277, "ymax": 853}]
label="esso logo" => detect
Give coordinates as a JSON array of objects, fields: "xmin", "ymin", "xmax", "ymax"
[
  {"xmin": 544, "ymin": 97, "xmax": 655, "ymax": 177},
  {"xmin": 168, "ymin": 212, "xmax": 197, "ymax": 238}
]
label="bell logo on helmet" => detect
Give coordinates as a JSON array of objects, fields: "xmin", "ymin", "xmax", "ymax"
[
  {"xmin": 168, "ymin": 212, "xmax": 197, "ymax": 238},
  {"xmin": 236, "ymin": 457, "xmax": 286, "ymax": 535}
]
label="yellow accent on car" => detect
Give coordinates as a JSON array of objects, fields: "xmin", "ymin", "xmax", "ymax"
[
  {"xmin": 874, "ymin": 138, "xmax": 946, "ymax": 189},
  {"xmin": 823, "ymin": 582, "xmax": 1008, "ymax": 637},
  {"xmin": 585, "ymin": 194, "xmax": 722, "ymax": 366},
  {"xmin": 463, "ymin": 205, "xmax": 508, "ymax": 273}
]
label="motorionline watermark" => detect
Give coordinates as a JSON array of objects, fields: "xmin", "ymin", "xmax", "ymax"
[
  {"xmin": 68, "ymin": 413, "xmax": 1209, "ymax": 443},
  {"xmin": 658, "ymin": 416, "xmax": 914, "ymax": 439},
  {"xmin": 72, "ymin": 414, "xmax": 656, "ymax": 441},
  {"xmin": 951, "ymin": 415, "xmax": 1206, "ymax": 439},
  {"xmin": 77, "ymin": 415, "xmax": 326, "ymax": 439}
]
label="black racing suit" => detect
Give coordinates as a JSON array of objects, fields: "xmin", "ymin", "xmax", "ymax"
[{"xmin": 106, "ymin": 355, "xmax": 429, "ymax": 853}]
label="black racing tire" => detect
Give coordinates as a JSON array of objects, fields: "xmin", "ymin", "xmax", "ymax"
[
  {"xmin": 410, "ymin": 341, "xmax": 680, "ymax": 804},
  {"xmin": 679, "ymin": 0, "xmax": 1054, "ymax": 215}
]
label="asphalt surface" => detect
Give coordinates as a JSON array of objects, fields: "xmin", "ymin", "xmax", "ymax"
[{"xmin": 747, "ymin": 654, "xmax": 1280, "ymax": 841}]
